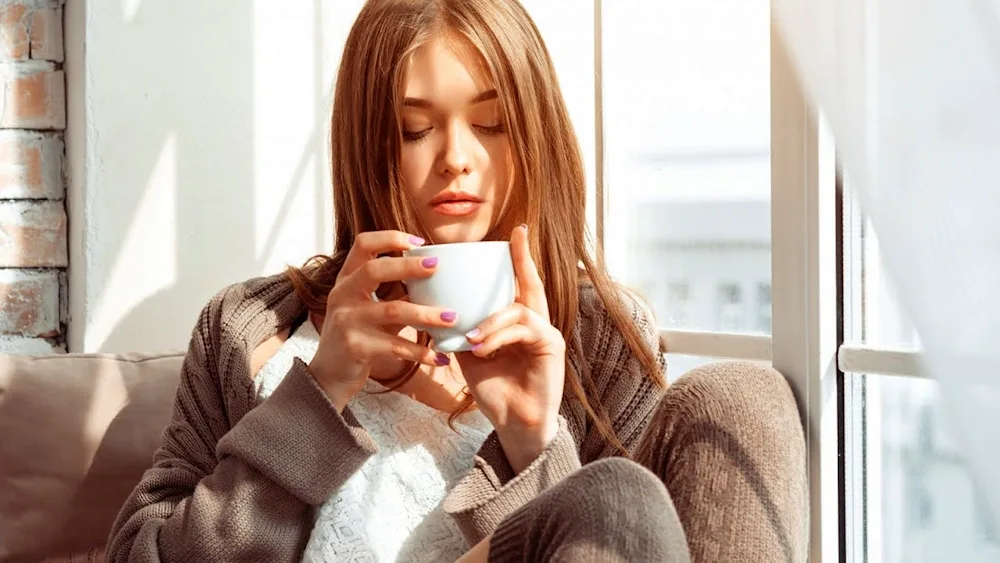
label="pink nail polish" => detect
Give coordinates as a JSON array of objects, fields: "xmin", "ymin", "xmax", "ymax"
[
  {"xmin": 471, "ymin": 343, "xmax": 484, "ymax": 352},
  {"xmin": 466, "ymin": 328, "xmax": 480, "ymax": 339},
  {"xmin": 421, "ymin": 257, "xmax": 438, "ymax": 268},
  {"xmin": 410, "ymin": 236, "xmax": 425, "ymax": 246},
  {"xmin": 441, "ymin": 311, "xmax": 457, "ymax": 322},
  {"xmin": 435, "ymin": 353, "xmax": 450, "ymax": 366}
]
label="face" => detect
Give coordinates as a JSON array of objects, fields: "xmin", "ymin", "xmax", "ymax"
[{"xmin": 399, "ymin": 34, "xmax": 512, "ymax": 244}]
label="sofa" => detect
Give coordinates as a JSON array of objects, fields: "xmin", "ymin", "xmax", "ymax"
[
  {"xmin": 0, "ymin": 351, "xmax": 183, "ymax": 563},
  {"xmin": 0, "ymin": 349, "xmax": 807, "ymax": 562}
]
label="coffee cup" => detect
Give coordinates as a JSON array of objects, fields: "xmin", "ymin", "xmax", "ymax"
[{"xmin": 403, "ymin": 241, "xmax": 515, "ymax": 353}]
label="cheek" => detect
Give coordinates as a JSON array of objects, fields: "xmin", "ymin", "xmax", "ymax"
[
  {"xmin": 485, "ymin": 140, "xmax": 513, "ymax": 194},
  {"xmin": 399, "ymin": 145, "xmax": 433, "ymax": 195}
]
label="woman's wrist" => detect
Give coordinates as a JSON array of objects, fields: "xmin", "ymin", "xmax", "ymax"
[
  {"xmin": 496, "ymin": 417, "xmax": 560, "ymax": 474},
  {"xmin": 306, "ymin": 360, "xmax": 362, "ymax": 413},
  {"xmin": 321, "ymin": 382, "xmax": 358, "ymax": 413}
]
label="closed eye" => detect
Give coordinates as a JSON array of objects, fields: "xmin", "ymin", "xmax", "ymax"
[
  {"xmin": 475, "ymin": 124, "xmax": 505, "ymax": 135},
  {"xmin": 402, "ymin": 128, "xmax": 432, "ymax": 142}
]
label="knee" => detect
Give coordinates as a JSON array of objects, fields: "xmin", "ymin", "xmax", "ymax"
[
  {"xmin": 669, "ymin": 361, "xmax": 802, "ymax": 432},
  {"xmin": 633, "ymin": 363, "xmax": 808, "ymax": 563},
  {"xmin": 531, "ymin": 458, "xmax": 689, "ymax": 560},
  {"xmin": 637, "ymin": 361, "xmax": 806, "ymax": 475},
  {"xmin": 544, "ymin": 458, "xmax": 673, "ymax": 521},
  {"xmin": 574, "ymin": 457, "xmax": 670, "ymax": 504}
]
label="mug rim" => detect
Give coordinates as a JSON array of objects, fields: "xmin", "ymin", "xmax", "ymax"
[{"xmin": 404, "ymin": 240, "xmax": 511, "ymax": 253}]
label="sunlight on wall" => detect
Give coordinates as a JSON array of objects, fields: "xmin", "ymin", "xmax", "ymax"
[
  {"xmin": 121, "ymin": 0, "xmax": 141, "ymax": 23},
  {"xmin": 250, "ymin": 1, "xmax": 357, "ymax": 274},
  {"xmin": 88, "ymin": 134, "xmax": 177, "ymax": 351}
]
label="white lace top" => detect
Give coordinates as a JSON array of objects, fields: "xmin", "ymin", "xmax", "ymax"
[{"xmin": 254, "ymin": 318, "xmax": 494, "ymax": 563}]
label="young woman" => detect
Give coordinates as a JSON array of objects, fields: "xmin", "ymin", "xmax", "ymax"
[{"xmin": 108, "ymin": 1, "xmax": 807, "ymax": 561}]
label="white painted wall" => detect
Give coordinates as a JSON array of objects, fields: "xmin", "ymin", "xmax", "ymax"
[{"xmin": 64, "ymin": 0, "xmax": 596, "ymax": 353}]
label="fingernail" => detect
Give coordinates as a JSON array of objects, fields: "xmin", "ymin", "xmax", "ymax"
[
  {"xmin": 421, "ymin": 256, "xmax": 438, "ymax": 268},
  {"xmin": 471, "ymin": 343, "xmax": 484, "ymax": 352},
  {"xmin": 435, "ymin": 353, "xmax": 450, "ymax": 366},
  {"xmin": 466, "ymin": 328, "xmax": 480, "ymax": 339},
  {"xmin": 441, "ymin": 311, "xmax": 457, "ymax": 322},
  {"xmin": 409, "ymin": 236, "xmax": 425, "ymax": 246}
]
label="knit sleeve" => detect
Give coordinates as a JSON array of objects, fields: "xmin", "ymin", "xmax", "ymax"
[
  {"xmin": 575, "ymin": 287, "xmax": 668, "ymax": 460},
  {"xmin": 443, "ymin": 285, "xmax": 667, "ymax": 546},
  {"xmin": 106, "ymin": 286, "xmax": 378, "ymax": 563}
]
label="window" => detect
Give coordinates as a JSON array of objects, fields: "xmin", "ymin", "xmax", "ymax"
[
  {"xmin": 634, "ymin": 279, "xmax": 665, "ymax": 317},
  {"xmin": 719, "ymin": 283, "xmax": 742, "ymax": 305},
  {"xmin": 854, "ymin": 375, "xmax": 999, "ymax": 562},
  {"xmin": 716, "ymin": 282, "xmax": 744, "ymax": 331},
  {"xmin": 602, "ymin": 0, "xmax": 771, "ymax": 336},
  {"xmin": 666, "ymin": 281, "xmax": 692, "ymax": 327},
  {"xmin": 594, "ymin": 2, "xmax": 991, "ymax": 561},
  {"xmin": 668, "ymin": 281, "xmax": 690, "ymax": 303},
  {"xmin": 976, "ymin": 496, "xmax": 998, "ymax": 546},
  {"xmin": 841, "ymin": 180, "xmax": 1000, "ymax": 562},
  {"xmin": 756, "ymin": 282, "xmax": 772, "ymax": 333}
]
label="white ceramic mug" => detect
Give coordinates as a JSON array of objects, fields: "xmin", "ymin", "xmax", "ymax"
[{"xmin": 403, "ymin": 241, "xmax": 515, "ymax": 353}]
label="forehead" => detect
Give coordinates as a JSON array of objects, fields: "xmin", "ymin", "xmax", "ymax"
[{"xmin": 403, "ymin": 33, "xmax": 495, "ymax": 99}]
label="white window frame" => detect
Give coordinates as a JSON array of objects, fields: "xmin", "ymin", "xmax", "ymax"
[
  {"xmin": 770, "ymin": 25, "xmax": 841, "ymax": 562},
  {"xmin": 593, "ymin": 5, "xmax": 930, "ymax": 562}
]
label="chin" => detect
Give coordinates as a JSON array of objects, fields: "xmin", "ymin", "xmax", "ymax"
[{"xmin": 425, "ymin": 223, "xmax": 490, "ymax": 245}]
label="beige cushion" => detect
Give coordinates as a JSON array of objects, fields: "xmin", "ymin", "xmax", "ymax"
[{"xmin": 0, "ymin": 351, "xmax": 183, "ymax": 562}]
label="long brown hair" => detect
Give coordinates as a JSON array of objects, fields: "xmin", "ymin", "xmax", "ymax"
[{"xmin": 287, "ymin": 0, "xmax": 665, "ymax": 453}]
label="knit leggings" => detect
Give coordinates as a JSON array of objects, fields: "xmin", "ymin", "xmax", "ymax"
[{"xmin": 487, "ymin": 361, "xmax": 809, "ymax": 563}]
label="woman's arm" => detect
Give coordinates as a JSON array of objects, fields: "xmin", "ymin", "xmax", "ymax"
[
  {"xmin": 106, "ymin": 287, "xmax": 378, "ymax": 563},
  {"xmin": 572, "ymin": 287, "xmax": 668, "ymax": 459},
  {"xmin": 444, "ymin": 285, "xmax": 667, "ymax": 545}
]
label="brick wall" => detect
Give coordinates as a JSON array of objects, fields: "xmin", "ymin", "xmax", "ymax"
[{"xmin": 0, "ymin": 0, "xmax": 67, "ymax": 354}]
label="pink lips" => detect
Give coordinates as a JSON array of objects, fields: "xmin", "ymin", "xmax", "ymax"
[
  {"xmin": 429, "ymin": 190, "xmax": 484, "ymax": 217},
  {"xmin": 432, "ymin": 201, "xmax": 483, "ymax": 216}
]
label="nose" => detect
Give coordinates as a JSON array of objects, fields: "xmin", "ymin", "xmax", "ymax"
[{"xmin": 438, "ymin": 123, "xmax": 472, "ymax": 176}]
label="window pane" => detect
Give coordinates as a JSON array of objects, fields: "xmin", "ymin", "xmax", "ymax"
[
  {"xmin": 843, "ymin": 183, "xmax": 921, "ymax": 349},
  {"xmin": 840, "ymin": 181, "xmax": 993, "ymax": 561},
  {"xmin": 665, "ymin": 354, "xmax": 718, "ymax": 383},
  {"xmin": 666, "ymin": 354, "xmax": 770, "ymax": 384},
  {"xmin": 602, "ymin": 0, "xmax": 771, "ymax": 334},
  {"xmin": 857, "ymin": 374, "xmax": 999, "ymax": 563}
]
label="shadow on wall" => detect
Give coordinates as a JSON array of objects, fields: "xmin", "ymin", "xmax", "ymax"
[{"xmin": 78, "ymin": 0, "xmax": 340, "ymax": 354}]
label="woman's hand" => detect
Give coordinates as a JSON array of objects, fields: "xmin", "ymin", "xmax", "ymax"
[
  {"xmin": 308, "ymin": 231, "xmax": 457, "ymax": 412},
  {"xmin": 457, "ymin": 225, "xmax": 567, "ymax": 472}
]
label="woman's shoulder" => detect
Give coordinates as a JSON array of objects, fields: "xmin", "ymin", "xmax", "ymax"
[
  {"xmin": 203, "ymin": 271, "xmax": 299, "ymax": 318},
  {"xmin": 177, "ymin": 272, "xmax": 305, "ymax": 422},
  {"xmin": 186, "ymin": 273, "xmax": 303, "ymax": 376},
  {"xmin": 196, "ymin": 272, "xmax": 301, "ymax": 335}
]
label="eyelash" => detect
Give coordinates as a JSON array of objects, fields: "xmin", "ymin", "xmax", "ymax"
[
  {"xmin": 476, "ymin": 124, "xmax": 505, "ymax": 136},
  {"xmin": 402, "ymin": 124, "xmax": 506, "ymax": 143},
  {"xmin": 402, "ymin": 129, "xmax": 431, "ymax": 143}
]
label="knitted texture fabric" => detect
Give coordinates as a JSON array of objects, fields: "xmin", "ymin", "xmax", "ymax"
[{"xmin": 106, "ymin": 273, "xmax": 806, "ymax": 562}]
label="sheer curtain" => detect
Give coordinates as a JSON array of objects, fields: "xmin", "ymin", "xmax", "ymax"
[{"xmin": 772, "ymin": 0, "xmax": 1000, "ymax": 535}]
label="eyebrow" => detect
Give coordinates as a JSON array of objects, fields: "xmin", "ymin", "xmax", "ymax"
[{"xmin": 403, "ymin": 89, "xmax": 498, "ymax": 109}]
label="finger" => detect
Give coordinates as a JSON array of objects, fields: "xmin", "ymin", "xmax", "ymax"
[
  {"xmin": 343, "ymin": 255, "xmax": 438, "ymax": 296},
  {"xmin": 363, "ymin": 330, "xmax": 447, "ymax": 368},
  {"xmin": 510, "ymin": 225, "xmax": 547, "ymax": 315},
  {"xmin": 465, "ymin": 303, "xmax": 530, "ymax": 343},
  {"xmin": 356, "ymin": 299, "xmax": 458, "ymax": 330},
  {"xmin": 470, "ymin": 324, "xmax": 539, "ymax": 358},
  {"xmin": 341, "ymin": 231, "xmax": 425, "ymax": 279},
  {"xmin": 382, "ymin": 295, "xmax": 412, "ymax": 333}
]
